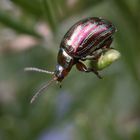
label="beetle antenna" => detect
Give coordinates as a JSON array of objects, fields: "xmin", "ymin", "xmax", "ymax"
[
  {"xmin": 30, "ymin": 77, "xmax": 58, "ymax": 104},
  {"xmin": 24, "ymin": 67, "xmax": 54, "ymax": 75}
]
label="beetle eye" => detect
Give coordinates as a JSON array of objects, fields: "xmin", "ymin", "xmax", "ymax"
[{"xmin": 55, "ymin": 64, "xmax": 63, "ymax": 73}]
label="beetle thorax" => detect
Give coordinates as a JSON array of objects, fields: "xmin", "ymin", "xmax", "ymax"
[{"xmin": 55, "ymin": 48, "xmax": 74, "ymax": 81}]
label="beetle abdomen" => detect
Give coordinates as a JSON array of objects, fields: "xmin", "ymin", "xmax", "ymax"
[{"xmin": 61, "ymin": 17, "xmax": 116, "ymax": 58}]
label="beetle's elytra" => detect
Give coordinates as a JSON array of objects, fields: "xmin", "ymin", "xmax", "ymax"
[
  {"xmin": 61, "ymin": 17, "xmax": 116, "ymax": 58},
  {"xmin": 25, "ymin": 17, "xmax": 120, "ymax": 103}
]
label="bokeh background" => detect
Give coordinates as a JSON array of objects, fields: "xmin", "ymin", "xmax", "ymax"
[{"xmin": 0, "ymin": 0, "xmax": 140, "ymax": 140}]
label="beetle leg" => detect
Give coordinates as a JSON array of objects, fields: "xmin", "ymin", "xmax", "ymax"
[
  {"xmin": 81, "ymin": 55, "xmax": 97, "ymax": 61},
  {"xmin": 76, "ymin": 61, "xmax": 102, "ymax": 79},
  {"xmin": 86, "ymin": 67, "xmax": 102, "ymax": 79},
  {"xmin": 76, "ymin": 61, "xmax": 87, "ymax": 71},
  {"xmin": 56, "ymin": 81, "xmax": 62, "ymax": 88},
  {"xmin": 58, "ymin": 82, "xmax": 62, "ymax": 88}
]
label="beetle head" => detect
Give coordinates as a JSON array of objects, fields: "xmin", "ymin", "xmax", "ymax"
[{"xmin": 54, "ymin": 64, "xmax": 68, "ymax": 82}]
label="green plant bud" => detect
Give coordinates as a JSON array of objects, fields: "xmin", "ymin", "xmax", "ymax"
[{"xmin": 95, "ymin": 49, "xmax": 121, "ymax": 70}]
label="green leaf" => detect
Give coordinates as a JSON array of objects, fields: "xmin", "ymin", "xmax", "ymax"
[{"xmin": 0, "ymin": 11, "xmax": 42, "ymax": 38}]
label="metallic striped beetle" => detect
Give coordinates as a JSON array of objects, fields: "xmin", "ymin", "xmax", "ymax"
[
  {"xmin": 56, "ymin": 17, "xmax": 117, "ymax": 81},
  {"xmin": 25, "ymin": 17, "xmax": 120, "ymax": 103}
]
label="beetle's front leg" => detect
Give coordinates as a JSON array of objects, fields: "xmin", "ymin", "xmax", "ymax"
[
  {"xmin": 76, "ymin": 61, "xmax": 102, "ymax": 79},
  {"xmin": 81, "ymin": 55, "xmax": 97, "ymax": 61}
]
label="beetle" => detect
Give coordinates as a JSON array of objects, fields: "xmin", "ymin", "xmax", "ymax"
[{"xmin": 25, "ymin": 17, "xmax": 120, "ymax": 103}]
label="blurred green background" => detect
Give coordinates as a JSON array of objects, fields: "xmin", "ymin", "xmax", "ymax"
[{"xmin": 0, "ymin": 0, "xmax": 140, "ymax": 140}]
